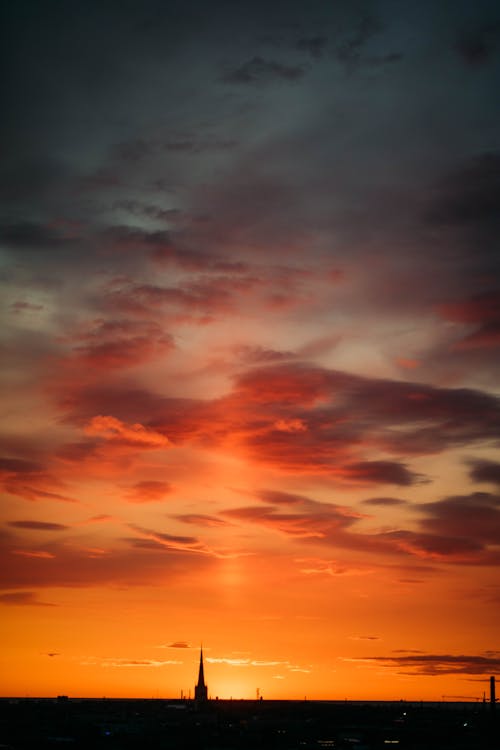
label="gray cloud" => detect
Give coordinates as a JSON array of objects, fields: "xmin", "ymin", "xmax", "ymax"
[
  {"xmin": 469, "ymin": 459, "xmax": 500, "ymax": 485},
  {"xmin": 8, "ymin": 520, "xmax": 69, "ymax": 531},
  {"xmin": 357, "ymin": 652, "xmax": 500, "ymax": 676},
  {"xmin": 221, "ymin": 56, "xmax": 306, "ymax": 84},
  {"xmin": 362, "ymin": 497, "xmax": 408, "ymax": 506},
  {"xmin": 0, "ymin": 591, "xmax": 56, "ymax": 606},
  {"xmin": 455, "ymin": 22, "xmax": 500, "ymax": 65}
]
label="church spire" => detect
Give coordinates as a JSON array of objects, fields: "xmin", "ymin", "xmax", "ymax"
[{"xmin": 194, "ymin": 646, "xmax": 208, "ymax": 701}]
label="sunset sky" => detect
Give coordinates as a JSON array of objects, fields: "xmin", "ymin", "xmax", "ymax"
[{"xmin": 1, "ymin": 0, "xmax": 500, "ymax": 701}]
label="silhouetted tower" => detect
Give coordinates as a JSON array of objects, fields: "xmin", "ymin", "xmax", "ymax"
[
  {"xmin": 491, "ymin": 675, "xmax": 496, "ymax": 713},
  {"xmin": 194, "ymin": 647, "xmax": 208, "ymax": 702}
]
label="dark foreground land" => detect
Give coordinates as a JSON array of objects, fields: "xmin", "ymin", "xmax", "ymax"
[{"xmin": 0, "ymin": 697, "xmax": 497, "ymax": 750}]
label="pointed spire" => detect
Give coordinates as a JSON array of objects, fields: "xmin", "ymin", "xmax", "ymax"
[
  {"xmin": 197, "ymin": 647, "xmax": 205, "ymax": 688},
  {"xmin": 194, "ymin": 645, "xmax": 208, "ymax": 701}
]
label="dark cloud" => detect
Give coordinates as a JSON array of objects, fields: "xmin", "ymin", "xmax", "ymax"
[
  {"xmin": 455, "ymin": 22, "xmax": 500, "ymax": 65},
  {"xmin": 221, "ymin": 56, "xmax": 305, "ymax": 85},
  {"xmin": 257, "ymin": 490, "xmax": 307, "ymax": 505},
  {"xmin": 359, "ymin": 652, "xmax": 500, "ymax": 676},
  {"xmin": 426, "ymin": 152, "xmax": 500, "ymax": 227},
  {"xmin": 54, "ymin": 362, "xmax": 500, "ymax": 481},
  {"xmin": 54, "ymin": 383, "xmax": 173, "ymax": 425},
  {"xmin": 0, "ymin": 457, "xmax": 77, "ymax": 503},
  {"xmin": 351, "ymin": 635, "xmax": 380, "ymax": 641},
  {"xmin": 438, "ymin": 290, "xmax": 500, "ymax": 351},
  {"xmin": 113, "ymin": 200, "xmax": 181, "ymax": 223},
  {"xmin": 111, "ymin": 139, "xmax": 153, "ymax": 163},
  {"xmin": 362, "ymin": 497, "xmax": 407, "ymax": 506},
  {"xmin": 417, "ymin": 492, "xmax": 500, "ymax": 547},
  {"xmin": 364, "ymin": 492, "xmax": 500, "ymax": 564},
  {"xmin": 341, "ymin": 461, "xmax": 423, "ymax": 486},
  {"xmin": 0, "ymin": 533, "xmax": 215, "ymax": 590},
  {"xmin": 380, "ymin": 529, "xmax": 486, "ymax": 563},
  {"xmin": 150, "ymin": 531, "xmax": 202, "ymax": 546},
  {"xmin": 469, "ymin": 459, "xmax": 500, "ymax": 485},
  {"xmin": 0, "ymin": 222, "xmax": 73, "ymax": 250},
  {"xmin": 126, "ymin": 481, "xmax": 172, "ymax": 503},
  {"xmin": 223, "ymin": 487, "xmax": 500, "ymax": 566},
  {"xmin": 128, "ymin": 525, "xmax": 219, "ymax": 557},
  {"xmin": 101, "ymin": 225, "xmax": 178, "ymax": 259},
  {"xmin": 111, "ymin": 135, "xmax": 238, "ymax": 161},
  {"xmin": 162, "ymin": 138, "xmax": 238, "ymax": 154},
  {"xmin": 104, "ymin": 279, "xmax": 231, "ymax": 316},
  {"xmin": 167, "ymin": 641, "xmax": 190, "ymax": 649},
  {"xmin": 67, "ymin": 318, "xmax": 174, "ymax": 369},
  {"xmin": 8, "ymin": 520, "xmax": 69, "ymax": 531},
  {"xmin": 55, "ymin": 441, "xmax": 99, "ymax": 462},
  {"xmin": 296, "ymin": 36, "xmax": 328, "ymax": 59},
  {"xmin": 367, "ymin": 52, "xmax": 402, "ymax": 65},
  {"xmin": 232, "ymin": 363, "xmax": 500, "ymax": 465},
  {"xmin": 223, "ymin": 499, "xmax": 362, "ymax": 540},
  {"xmin": 334, "ymin": 15, "xmax": 380, "ymax": 66},
  {"xmin": 439, "ymin": 290, "xmax": 500, "ymax": 324},
  {"xmin": 235, "ymin": 345, "xmax": 296, "ymax": 365},
  {"xmin": 0, "ymin": 591, "xmax": 56, "ymax": 607},
  {"xmin": 0, "ymin": 152, "xmax": 71, "ymax": 207},
  {"xmin": 0, "ymin": 457, "xmax": 43, "ymax": 473},
  {"xmin": 10, "ymin": 300, "xmax": 45, "ymax": 314},
  {"xmin": 174, "ymin": 514, "xmax": 233, "ymax": 528}
]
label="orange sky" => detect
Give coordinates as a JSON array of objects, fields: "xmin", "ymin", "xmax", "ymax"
[{"xmin": 1, "ymin": 0, "xmax": 500, "ymax": 700}]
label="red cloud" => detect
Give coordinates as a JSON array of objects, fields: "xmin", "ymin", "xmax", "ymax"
[
  {"xmin": 339, "ymin": 461, "xmax": 423, "ymax": 486},
  {"xmin": 438, "ymin": 290, "xmax": 500, "ymax": 323},
  {"xmin": 125, "ymin": 480, "xmax": 172, "ymax": 503},
  {"xmin": 84, "ymin": 415, "xmax": 170, "ymax": 448},
  {"xmin": 417, "ymin": 492, "xmax": 500, "ymax": 547},
  {"xmin": 469, "ymin": 459, "xmax": 500, "ymax": 485},
  {"xmin": 223, "ymin": 497, "xmax": 364, "ymax": 540},
  {"xmin": 0, "ymin": 591, "xmax": 56, "ymax": 607},
  {"xmin": 223, "ymin": 489, "xmax": 500, "ymax": 566},
  {"xmin": 8, "ymin": 520, "xmax": 69, "ymax": 531},
  {"xmin": 0, "ymin": 532, "xmax": 217, "ymax": 590},
  {"xmin": 66, "ymin": 318, "xmax": 174, "ymax": 369},
  {"xmin": 101, "ymin": 275, "xmax": 258, "ymax": 319},
  {"xmin": 50, "ymin": 363, "xmax": 500, "ymax": 485},
  {"xmin": 234, "ymin": 363, "xmax": 337, "ymax": 405},
  {"xmin": 357, "ymin": 652, "xmax": 500, "ymax": 676},
  {"xmin": 0, "ymin": 457, "xmax": 76, "ymax": 503},
  {"xmin": 102, "ymin": 225, "xmax": 245, "ymax": 274},
  {"xmin": 382, "ymin": 529, "xmax": 485, "ymax": 563},
  {"xmin": 128, "ymin": 525, "xmax": 226, "ymax": 557},
  {"xmin": 438, "ymin": 290, "xmax": 500, "ymax": 350},
  {"xmin": 174, "ymin": 514, "xmax": 233, "ymax": 528}
]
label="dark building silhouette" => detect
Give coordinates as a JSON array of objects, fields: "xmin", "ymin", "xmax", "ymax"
[{"xmin": 194, "ymin": 647, "xmax": 208, "ymax": 702}]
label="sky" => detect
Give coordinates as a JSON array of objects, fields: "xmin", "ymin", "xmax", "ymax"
[{"xmin": 1, "ymin": 0, "xmax": 500, "ymax": 701}]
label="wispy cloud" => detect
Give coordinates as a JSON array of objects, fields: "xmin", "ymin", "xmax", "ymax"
[
  {"xmin": 87, "ymin": 657, "xmax": 183, "ymax": 668},
  {"xmin": 349, "ymin": 652, "xmax": 500, "ymax": 676},
  {"xmin": 221, "ymin": 57, "xmax": 305, "ymax": 85},
  {"xmin": 8, "ymin": 520, "xmax": 69, "ymax": 531},
  {"xmin": 0, "ymin": 591, "xmax": 56, "ymax": 606}
]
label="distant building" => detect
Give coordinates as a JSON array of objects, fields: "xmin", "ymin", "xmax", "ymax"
[{"xmin": 194, "ymin": 647, "xmax": 208, "ymax": 702}]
